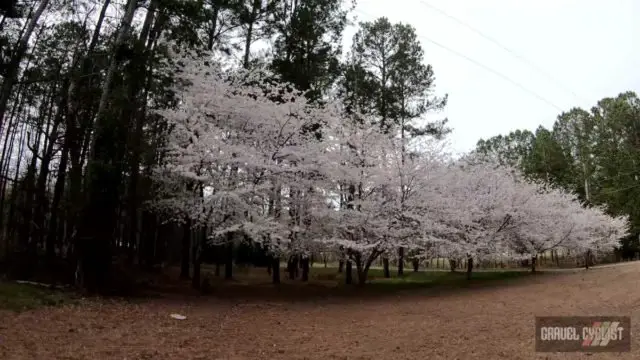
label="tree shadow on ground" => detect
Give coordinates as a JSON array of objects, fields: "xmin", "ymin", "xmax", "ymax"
[
  {"xmin": 1, "ymin": 265, "xmax": 571, "ymax": 311},
  {"xmin": 134, "ymin": 266, "xmax": 560, "ymax": 305}
]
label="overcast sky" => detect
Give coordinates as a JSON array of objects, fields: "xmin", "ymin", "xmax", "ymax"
[{"xmin": 342, "ymin": 0, "xmax": 640, "ymax": 155}]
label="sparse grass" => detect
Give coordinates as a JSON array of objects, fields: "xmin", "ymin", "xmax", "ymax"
[
  {"xmin": 195, "ymin": 264, "xmax": 539, "ymax": 300},
  {"xmin": 0, "ymin": 281, "xmax": 77, "ymax": 312},
  {"xmin": 365, "ymin": 268, "xmax": 536, "ymax": 292},
  {"xmin": 325, "ymin": 266, "xmax": 536, "ymax": 292}
]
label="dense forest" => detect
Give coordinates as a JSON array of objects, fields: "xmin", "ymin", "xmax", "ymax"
[
  {"xmin": 474, "ymin": 92, "xmax": 640, "ymax": 257},
  {"xmin": 0, "ymin": 0, "xmax": 634, "ymax": 295}
]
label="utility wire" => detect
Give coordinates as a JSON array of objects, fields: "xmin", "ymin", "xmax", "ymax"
[
  {"xmin": 415, "ymin": 0, "xmax": 588, "ymax": 103},
  {"xmin": 352, "ymin": 9, "xmax": 565, "ymax": 112}
]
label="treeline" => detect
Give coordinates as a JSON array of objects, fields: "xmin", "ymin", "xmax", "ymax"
[
  {"xmin": 474, "ymin": 92, "xmax": 640, "ymax": 258},
  {"xmin": 0, "ymin": 0, "xmax": 448, "ymax": 292}
]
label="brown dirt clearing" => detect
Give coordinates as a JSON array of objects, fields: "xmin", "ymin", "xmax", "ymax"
[{"xmin": 1, "ymin": 264, "xmax": 640, "ymax": 360}]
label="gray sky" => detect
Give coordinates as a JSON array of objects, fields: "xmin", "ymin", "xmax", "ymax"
[{"xmin": 343, "ymin": 0, "xmax": 640, "ymax": 155}]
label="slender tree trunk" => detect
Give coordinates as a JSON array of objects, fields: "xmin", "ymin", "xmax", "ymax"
[
  {"xmin": 382, "ymin": 257, "xmax": 390, "ymax": 278},
  {"xmin": 397, "ymin": 247, "xmax": 404, "ymax": 276},
  {"xmin": 224, "ymin": 238, "xmax": 233, "ymax": 280},
  {"xmin": 45, "ymin": 137, "xmax": 69, "ymax": 263},
  {"xmin": 585, "ymin": 250, "xmax": 591, "ymax": 270},
  {"xmin": 287, "ymin": 255, "xmax": 298, "ymax": 280},
  {"xmin": 355, "ymin": 259, "xmax": 366, "ymax": 286},
  {"xmin": 4, "ymin": 122, "xmax": 27, "ymax": 246},
  {"xmin": 63, "ymin": 0, "xmax": 110, "ymax": 250},
  {"xmin": 271, "ymin": 256, "xmax": 280, "ymax": 284},
  {"xmin": 0, "ymin": 83, "xmax": 26, "ymax": 248},
  {"xmin": 345, "ymin": 260, "xmax": 352, "ymax": 285},
  {"xmin": 20, "ymin": 117, "xmax": 45, "ymax": 257},
  {"xmin": 37, "ymin": 80, "xmax": 68, "ymax": 263},
  {"xmin": 301, "ymin": 256, "xmax": 309, "ymax": 281},
  {"xmin": 0, "ymin": 0, "xmax": 50, "ymax": 130},
  {"xmin": 192, "ymin": 228, "xmax": 203, "ymax": 290},
  {"xmin": 124, "ymin": 0, "xmax": 159, "ymax": 264},
  {"xmin": 142, "ymin": 212, "xmax": 157, "ymax": 268},
  {"xmin": 191, "ymin": 255, "xmax": 201, "ymax": 289},
  {"xmin": 466, "ymin": 256, "xmax": 473, "ymax": 280},
  {"xmin": 85, "ymin": 0, "xmax": 137, "ymax": 162},
  {"xmin": 180, "ymin": 217, "xmax": 191, "ymax": 279},
  {"xmin": 206, "ymin": 5, "xmax": 219, "ymax": 50},
  {"xmin": 412, "ymin": 258, "xmax": 419, "ymax": 272},
  {"xmin": 242, "ymin": 0, "xmax": 260, "ymax": 69},
  {"xmin": 531, "ymin": 255, "xmax": 537, "ymax": 273},
  {"xmin": 75, "ymin": 0, "xmax": 138, "ymax": 293}
]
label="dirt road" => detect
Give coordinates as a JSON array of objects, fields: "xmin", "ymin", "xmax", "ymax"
[{"xmin": 1, "ymin": 263, "xmax": 639, "ymax": 359}]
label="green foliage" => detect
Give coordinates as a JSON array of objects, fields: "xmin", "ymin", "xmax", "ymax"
[
  {"xmin": 347, "ymin": 17, "xmax": 448, "ymax": 138},
  {"xmin": 270, "ymin": 0, "xmax": 352, "ymax": 102},
  {"xmin": 475, "ymin": 91, "xmax": 640, "ymax": 254},
  {"xmin": 474, "ymin": 129, "xmax": 535, "ymax": 168}
]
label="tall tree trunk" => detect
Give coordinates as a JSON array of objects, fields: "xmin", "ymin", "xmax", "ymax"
[
  {"xmin": 0, "ymin": 0, "xmax": 50, "ymax": 130},
  {"xmin": 20, "ymin": 111, "xmax": 46, "ymax": 256},
  {"xmin": 345, "ymin": 260, "xmax": 352, "ymax": 285},
  {"xmin": 224, "ymin": 237, "xmax": 233, "ymax": 280},
  {"xmin": 585, "ymin": 250, "xmax": 591, "ymax": 270},
  {"xmin": 124, "ymin": 0, "xmax": 159, "ymax": 264},
  {"xmin": 75, "ymin": 0, "xmax": 139, "ymax": 293},
  {"xmin": 382, "ymin": 256, "xmax": 390, "ymax": 277},
  {"xmin": 301, "ymin": 256, "xmax": 309, "ymax": 281},
  {"xmin": 271, "ymin": 256, "xmax": 280, "ymax": 284},
  {"xmin": 397, "ymin": 247, "xmax": 404, "ymax": 276},
  {"xmin": 0, "ymin": 82, "xmax": 27, "ymax": 248},
  {"xmin": 45, "ymin": 135, "xmax": 69, "ymax": 264},
  {"xmin": 85, "ymin": 0, "xmax": 137, "ymax": 162},
  {"xmin": 206, "ymin": 4, "xmax": 220, "ymax": 50},
  {"xmin": 37, "ymin": 79, "xmax": 68, "ymax": 263},
  {"xmin": 287, "ymin": 255, "xmax": 298, "ymax": 280},
  {"xmin": 531, "ymin": 255, "xmax": 537, "ymax": 273},
  {"xmin": 192, "ymin": 228, "xmax": 203, "ymax": 290},
  {"xmin": 4, "ymin": 122, "xmax": 27, "ymax": 247},
  {"xmin": 63, "ymin": 0, "xmax": 110, "ymax": 250},
  {"xmin": 355, "ymin": 258, "xmax": 365, "ymax": 286},
  {"xmin": 180, "ymin": 217, "xmax": 191, "ymax": 279},
  {"xmin": 242, "ymin": 0, "xmax": 260, "ymax": 69}
]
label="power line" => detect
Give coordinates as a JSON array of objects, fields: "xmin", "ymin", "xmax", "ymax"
[
  {"xmin": 415, "ymin": 0, "xmax": 588, "ymax": 103},
  {"xmin": 414, "ymin": 33, "xmax": 565, "ymax": 112},
  {"xmin": 352, "ymin": 9, "xmax": 565, "ymax": 112}
]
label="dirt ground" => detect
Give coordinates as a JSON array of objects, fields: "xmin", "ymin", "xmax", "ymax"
[{"xmin": 1, "ymin": 263, "xmax": 640, "ymax": 360}]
